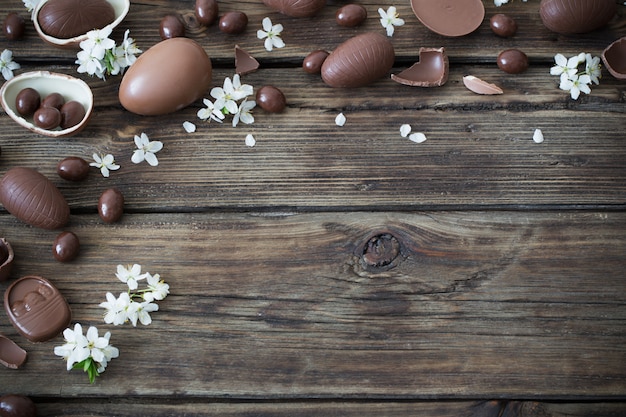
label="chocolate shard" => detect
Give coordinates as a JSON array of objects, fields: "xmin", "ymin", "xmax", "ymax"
[
  {"xmin": 462, "ymin": 75, "xmax": 504, "ymax": 95},
  {"xmin": 235, "ymin": 45, "xmax": 259, "ymax": 75},
  {"xmin": 391, "ymin": 47, "xmax": 449, "ymax": 87},
  {"xmin": 0, "ymin": 334, "xmax": 27, "ymax": 369},
  {"xmin": 0, "ymin": 238, "xmax": 14, "ymax": 282}
]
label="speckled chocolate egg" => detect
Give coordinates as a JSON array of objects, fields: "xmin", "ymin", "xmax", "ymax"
[
  {"xmin": 256, "ymin": 86, "xmax": 286, "ymax": 113},
  {"xmin": 303, "ymin": 50, "xmax": 329, "ymax": 74},
  {"xmin": 263, "ymin": 0, "xmax": 326, "ymax": 17},
  {"xmin": 321, "ymin": 32, "xmax": 395, "ymax": 88},
  {"xmin": 4, "ymin": 12, "xmax": 25, "ymax": 40},
  {"xmin": 15, "ymin": 88, "xmax": 40, "ymax": 116},
  {"xmin": 98, "ymin": 188, "xmax": 124, "ymax": 223},
  {"xmin": 219, "ymin": 11, "xmax": 248, "ymax": 34},
  {"xmin": 52, "ymin": 231, "xmax": 80, "ymax": 262},
  {"xmin": 539, "ymin": 0, "xmax": 616, "ymax": 34},
  {"xmin": 0, "ymin": 394, "xmax": 37, "ymax": 417},
  {"xmin": 336, "ymin": 4, "xmax": 367, "ymax": 27},
  {"xmin": 195, "ymin": 0, "xmax": 218, "ymax": 26},
  {"xmin": 497, "ymin": 49, "xmax": 529, "ymax": 74},
  {"xmin": 119, "ymin": 38, "xmax": 212, "ymax": 116},
  {"xmin": 160, "ymin": 13, "xmax": 185, "ymax": 39},
  {"xmin": 57, "ymin": 156, "xmax": 89, "ymax": 181}
]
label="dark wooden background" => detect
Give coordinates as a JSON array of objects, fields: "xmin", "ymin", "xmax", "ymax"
[{"xmin": 0, "ymin": 0, "xmax": 625, "ymax": 415}]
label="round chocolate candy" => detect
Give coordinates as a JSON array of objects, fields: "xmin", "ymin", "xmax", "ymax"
[
  {"xmin": 336, "ymin": 4, "xmax": 367, "ymax": 27},
  {"xmin": 57, "ymin": 156, "xmax": 89, "ymax": 181},
  {"xmin": 195, "ymin": 0, "xmax": 218, "ymax": 26},
  {"xmin": 256, "ymin": 86, "xmax": 286, "ymax": 113},
  {"xmin": 160, "ymin": 14, "xmax": 185, "ymax": 40},
  {"xmin": 4, "ymin": 12, "xmax": 25, "ymax": 40},
  {"xmin": 60, "ymin": 100, "xmax": 86, "ymax": 129},
  {"xmin": 219, "ymin": 11, "xmax": 248, "ymax": 34},
  {"xmin": 98, "ymin": 188, "xmax": 124, "ymax": 223},
  {"xmin": 0, "ymin": 394, "xmax": 37, "ymax": 417},
  {"xmin": 490, "ymin": 13, "xmax": 517, "ymax": 37},
  {"xmin": 52, "ymin": 231, "xmax": 80, "ymax": 262},
  {"xmin": 497, "ymin": 49, "xmax": 529, "ymax": 74},
  {"xmin": 34, "ymin": 106, "xmax": 62, "ymax": 130},
  {"xmin": 41, "ymin": 92, "xmax": 65, "ymax": 109},
  {"xmin": 15, "ymin": 87, "xmax": 40, "ymax": 116},
  {"xmin": 303, "ymin": 50, "xmax": 329, "ymax": 74}
]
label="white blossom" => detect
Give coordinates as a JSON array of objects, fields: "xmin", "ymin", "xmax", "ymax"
[
  {"xmin": 197, "ymin": 98, "xmax": 225, "ymax": 123},
  {"xmin": 131, "ymin": 132, "xmax": 163, "ymax": 166},
  {"xmin": 378, "ymin": 6, "xmax": 404, "ymax": 37},
  {"xmin": 0, "ymin": 49, "xmax": 20, "ymax": 80},
  {"xmin": 559, "ymin": 73, "xmax": 591, "ymax": 100},
  {"xmin": 90, "ymin": 153, "xmax": 120, "ymax": 177},
  {"xmin": 232, "ymin": 99, "xmax": 256, "ymax": 127},
  {"xmin": 257, "ymin": 17, "xmax": 285, "ymax": 51}
]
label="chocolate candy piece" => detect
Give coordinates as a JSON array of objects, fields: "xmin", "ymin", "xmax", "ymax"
[
  {"xmin": 195, "ymin": 0, "xmax": 218, "ymax": 26},
  {"xmin": 0, "ymin": 167, "xmax": 70, "ymax": 230},
  {"xmin": 303, "ymin": 50, "xmax": 329, "ymax": 74},
  {"xmin": 41, "ymin": 92, "xmax": 65, "ymax": 109},
  {"xmin": 539, "ymin": 0, "xmax": 616, "ymax": 35},
  {"xmin": 57, "ymin": 156, "xmax": 89, "ymax": 181},
  {"xmin": 15, "ymin": 88, "xmax": 40, "ymax": 116},
  {"xmin": 490, "ymin": 13, "xmax": 517, "ymax": 37},
  {"xmin": 263, "ymin": 0, "xmax": 326, "ymax": 17},
  {"xmin": 602, "ymin": 36, "xmax": 626, "ymax": 80},
  {"xmin": 98, "ymin": 188, "xmax": 124, "ymax": 223},
  {"xmin": 235, "ymin": 45, "xmax": 259, "ymax": 75},
  {"xmin": 0, "ymin": 394, "xmax": 37, "ymax": 416},
  {"xmin": 59, "ymin": 100, "xmax": 86, "ymax": 129},
  {"xmin": 497, "ymin": 49, "xmax": 529, "ymax": 74},
  {"xmin": 53, "ymin": 231, "xmax": 80, "ymax": 262},
  {"xmin": 0, "ymin": 237, "xmax": 15, "ymax": 282},
  {"xmin": 391, "ymin": 47, "xmax": 449, "ymax": 87},
  {"xmin": 4, "ymin": 275, "xmax": 72, "ymax": 343},
  {"xmin": 256, "ymin": 86, "xmax": 286, "ymax": 113},
  {"xmin": 322, "ymin": 32, "xmax": 395, "ymax": 88},
  {"xmin": 336, "ymin": 4, "xmax": 367, "ymax": 27},
  {"xmin": 219, "ymin": 11, "xmax": 248, "ymax": 34},
  {"xmin": 0, "ymin": 335, "xmax": 27, "ymax": 369},
  {"xmin": 4, "ymin": 13, "xmax": 25, "ymax": 40},
  {"xmin": 38, "ymin": 0, "xmax": 115, "ymax": 39},
  {"xmin": 160, "ymin": 14, "xmax": 185, "ymax": 40},
  {"xmin": 34, "ymin": 106, "xmax": 62, "ymax": 130}
]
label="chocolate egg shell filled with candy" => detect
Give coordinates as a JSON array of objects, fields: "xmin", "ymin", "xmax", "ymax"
[
  {"xmin": 322, "ymin": 32, "xmax": 395, "ymax": 88},
  {"xmin": 263, "ymin": 0, "xmax": 326, "ymax": 18},
  {"xmin": 539, "ymin": 0, "xmax": 616, "ymax": 35}
]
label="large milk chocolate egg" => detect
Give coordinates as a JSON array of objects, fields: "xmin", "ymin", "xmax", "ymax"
[
  {"xmin": 0, "ymin": 167, "xmax": 70, "ymax": 229},
  {"xmin": 262, "ymin": 0, "xmax": 326, "ymax": 17},
  {"xmin": 539, "ymin": 0, "xmax": 616, "ymax": 34},
  {"xmin": 321, "ymin": 32, "xmax": 395, "ymax": 88},
  {"xmin": 119, "ymin": 38, "xmax": 212, "ymax": 116}
]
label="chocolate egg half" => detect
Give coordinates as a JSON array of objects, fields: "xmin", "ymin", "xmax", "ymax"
[
  {"xmin": 0, "ymin": 167, "xmax": 70, "ymax": 229},
  {"xmin": 539, "ymin": 0, "xmax": 616, "ymax": 34},
  {"xmin": 321, "ymin": 32, "xmax": 395, "ymax": 88},
  {"xmin": 262, "ymin": 0, "xmax": 326, "ymax": 17},
  {"xmin": 119, "ymin": 38, "xmax": 212, "ymax": 116}
]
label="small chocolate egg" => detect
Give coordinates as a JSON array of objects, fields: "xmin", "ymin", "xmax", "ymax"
[
  {"xmin": 37, "ymin": 0, "xmax": 115, "ymax": 39},
  {"xmin": 497, "ymin": 49, "xmax": 529, "ymax": 74},
  {"xmin": 195, "ymin": 0, "xmax": 218, "ymax": 26},
  {"xmin": 4, "ymin": 13, "xmax": 25, "ymax": 40},
  {"xmin": 263, "ymin": 0, "xmax": 326, "ymax": 17},
  {"xmin": 303, "ymin": 50, "xmax": 329, "ymax": 74},
  {"xmin": 336, "ymin": 4, "xmax": 367, "ymax": 27},
  {"xmin": 219, "ymin": 11, "xmax": 248, "ymax": 34},
  {"xmin": 160, "ymin": 13, "xmax": 185, "ymax": 39},
  {"xmin": 0, "ymin": 394, "xmax": 37, "ymax": 417},
  {"xmin": 53, "ymin": 231, "xmax": 80, "ymax": 262},
  {"xmin": 256, "ymin": 86, "xmax": 286, "ymax": 113},
  {"xmin": 34, "ymin": 106, "xmax": 62, "ymax": 130},
  {"xmin": 490, "ymin": 13, "xmax": 517, "ymax": 37},
  {"xmin": 539, "ymin": 0, "xmax": 616, "ymax": 34},
  {"xmin": 98, "ymin": 188, "xmax": 124, "ymax": 223},
  {"xmin": 15, "ymin": 87, "xmax": 40, "ymax": 116},
  {"xmin": 41, "ymin": 92, "xmax": 65, "ymax": 109},
  {"xmin": 57, "ymin": 156, "xmax": 89, "ymax": 181},
  {"xmin": 119, "ymin": 38, "xmax": 212, "ymax": 116},
  {"xmin": 60, "ymin": 100, "xmax": 86, "ymax": 129}
]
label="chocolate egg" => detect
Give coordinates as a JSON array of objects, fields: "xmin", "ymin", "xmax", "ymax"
[
  {"xmin": 0, "ymin": 167, "xmax": 70, "ymax": 229},
  {"xmin": 219, "ymin": 11, "xmax": 248, "ymax": 34},
  {"xmin": 490, "ymin": 13, "xmax": 517, "ymax": 37},
  {"xmin": 37, "ymin": 0, "xmax": 115, "ymax": 39},
  {"xmin": 119, "ymin": 38, "xmax": 212, "ymax": 116},
  {"xmin": 57, "ymin": 156, "xmax": 89, "ymax": 181},
  {"xmin": 52, "ymin": 231, "xmax": 80, "ymax": 262},
  {"xmin": 0, "ymin": 394, "xmax": 37, "ymax": 417},
  {"xmin": 4, "ymin": 13, "xmax": 25, "ymax": 40},
  {"xmin": 497, "ymin": 49, "xmax": 529, "ymax": 74},
  {"xmin": 321, "ymin": 32, "xmax": 395, "ymax": 88},
  {"xmin": 98, "ymin": 188, "xmax": 124, "ymax": 223},
  {"xmin": 256, "ymin": 86, "xmax": 286, "ymax": 113},
  {"xmin": 160, "ymin": 13, "xmax": 185, "ymax": 39},
  {"xmin": 195, "ymin": 0, "xmax": 218, "ymax": 26},
  {"xmin": 539, "ymin": 0, "xmax": 616, "ymax": 34},
  {"xmin": 262, "ymin": 0, "xmax": 326, "ymax": 17},
  {"xmin": 336, "ymin": 4, "xmax": 367, "ymax": 27}
]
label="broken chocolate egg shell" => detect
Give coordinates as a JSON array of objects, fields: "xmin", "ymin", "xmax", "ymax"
[
  {"xmin": 0, "ymin": 335, "xmax": 27, "ymax": 369},
  {"xmin": 33, "ymin": 0, "xmax": 129, "ymax": 49},
  {"xmin": 0, "ymin": 237, "xmax": 15, "ymax": 282},
  {"xmin": 391, "ymin": 47, "xmax": 448, "ymax": 87},
  {"xmin": 602, "ymin": 37, "xmax": 626, "ymax": 80},
  {"xmin": 462, "ymin": 75, "xmax": 503, "ymax": 95},
  {"xmin": 539, "ymin": 0, "xmax": 616, "ymax": 35},
  {"xmin": 411, "ymin": 0, "xmax": 484, "ymax": 37},
  {"xmin": 0, "ymin": 71, "xmax": 93, "ymax": 137}
]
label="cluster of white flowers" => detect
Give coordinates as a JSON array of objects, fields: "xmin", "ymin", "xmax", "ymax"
[
  {"xmin": 54, "ymin": 323, "xmax": 119, "ymax": 384},
  {"xmin": 76, "ymin": 28, "xmax": 141, "ymax": 80},
  {"xmin": 550, "ymin": 52, "xmax": 601, "ymax": 100},
  {"xmin": 90, "ymin": 133, "xmax": 163, "ymax": 177},
  {"xmin": 257, "ymin": 17, "xmax": 285, "ymax": 52},
  {"xmin": 494, "ymin": 0, "xmax": 527, "ymax": 6},
  {"xmin": 197, "ymin": 74, "xmax": 256, "ymax": 128},
  {"xmin": 99, "ymin": 264, "xmax": 170, "ymax": 327},
  {"xmin": 378, "ymin": 6, "xmax": 404, "ymax": 37},
  {"xmin": 0, "ymin": 49, "xmax": 20, "ymax": 80}
]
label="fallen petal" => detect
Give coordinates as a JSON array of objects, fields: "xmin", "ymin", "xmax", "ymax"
[
  {"xmin": 533, "ymin": 128, "xmax": 544, "ymax": 143},
  {"xmin": 462, "ymin": 75, "xmax": 504, "ymax": 95},
  {"xmin": 409, "ymin": 132, "xmax": 427, "ymax": 143}
]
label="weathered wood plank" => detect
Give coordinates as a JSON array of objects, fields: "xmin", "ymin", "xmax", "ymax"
[{"xmin": 1, "ymin": 211, "xmax": 624, "ymax": 398}]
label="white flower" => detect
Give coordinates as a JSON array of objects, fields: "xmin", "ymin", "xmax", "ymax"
[
  {"xmin": 257, "ymin": 17, "xmax": 285, "ymax": 52},
  {"xmin": 400, "ymin": 124, "xmax": 411, "ymax": 138},
  {"xmin": 584, "ymin": 53, "xmax": 602, "ymax": 85},
  {"xmin": 533, "ymin": 128, "xmax": 544, "ymax": 143},
  {"xmin": 197, "ymin": 98, "xmax": 225, "ymax": 123},
  {"xmin": 80, "ymin": 27, "xmax": 115, "ymax": 60},
  {"xmin": 114, "ymin": 29, "xmax": 141, "ymax": 69},
  {"xmin": 53, "ymin": 323, "xmax": 89, "ymax": 370},
  {"xmin": 143, "ymin": 273, "xmax": 170, "ymax": 302},
  {"xmin": 378, "ymin": 6, "xmax": 404, "ymax": 37},
  {"xmin": 559, "ymin": 73, "xmax": 591, "ymax": 100},
  {"xmin": 85, "ymin": 326, "xmax": 111, "ymax": 364},
  {"xmin": 232, "ymin": 99, "xmax": 256, "ymax": 127},
  {"xmin": 90, "ymin": 153, "xmax": 120, "ymax": 177},
  {"xmin": 183, "ymin": 121, "xmax": 196, "ymax": 133},
  {"xmin": 22, "ymin": 0, "xmax": 40, "ymax": 12},
  {"xmin": 231, "ymin": 74, "xmax": 253, "ymax": 100},
  {"xmin": 211, "ymin": 77, "xmax": 240, "ymax": 115},
  {"xmin": 550, "ymin": 53, "xmax": 581, "ymax": 79},
  {"xmin": 494, "ymin": 0, "xmax": 509, "ymax": 5},
  {"xmin": 409, "ymin": 132, "xmax": 427, "ymax": 143},
  {"xmin": 127, "ymin": 300, "xmax": 158, "ymax": 327},
  {"xmin": 0, "ymin": 49, "xmax": 20, "ymax": 81},
  {"xmin": 76, "ymin": 49, "xmax": 105, "ymax": 79},
  {"xmin": 99, "ymin": 291, "xmax": 131, "ymax": 325},
  {"xmin": 115, "ymin": 264, "xmax": 147, "ymax": 290},
  {"xmin": 245, "ymin": 134, "xmax": 256, "ymax": 147},
  {"xmin": 131, "ymin": 132, "xmax": 163, "ymax": 166},
  {"xmin": 335, "ymin": 112, "xmax": 346, "ymax": 126}
]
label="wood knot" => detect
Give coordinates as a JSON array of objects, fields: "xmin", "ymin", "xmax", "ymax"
[{"xmin": 361, "ymin": 233, "xmax": 400, "ymax": 268}]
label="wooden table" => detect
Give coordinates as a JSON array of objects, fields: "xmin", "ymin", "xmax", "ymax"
[{"xmin": 1, "ymin": 0, "xmax": 625, "ymax": 415}]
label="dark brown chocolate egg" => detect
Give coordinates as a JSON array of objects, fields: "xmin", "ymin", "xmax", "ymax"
[
  {"xmin": 195, "ymin": 0, "xmax": 218, "ymax": 26},
  {"xmin": 52, "ymin": 231, "xmax": 80, "ymax": 262},
  {"xmin": 0, "ymin": 167, "xmax": 70, "ymax": 229},
  {"xmin": 303, "ymin": 50, "xmax": 329, "ymax": 74},
  {"xmin": 0, "ymin": 394, "xmax": 37, "ymax": 417},
  {"xmin": 60, "ymin": 100, "xmax": 86, "ymax": 129},
  {"xmin": 256, "ymin": 86, "xmax": 286, "ymax": 113},
  {"xmin": 263, "ymin": 0, "xmax": 326, "ymax": 17},
  {"xmin": 41, "ymin": 92, "xmax": 65, "ymax": 109},
  {"xmin": 160, "ymin": 14, "xmax": 185, "ymax": 40},
  {"xmin": 15, "ymin": 88, "xmax": 40, "ymax": 116},
  {"xmin": 57, "ymin": 156, "xmax": 89, "ymax": 181},
  {"xmin": 219, "ymin": 11, "xmax": 248, "ymax": 34},
  {"xmin": 34, "ymin": 106, "xmax": 62, "ymax": 130},
  {"xmin": 98, "ymin": 188, "xmax": 124, "ymax": 223},
  {"xmin": 497, "ymin": 49, "xmax": 529, "ymax": 74},
  {"xmin": 321, "ymin": 32, "xmax": 395, "ymax": 88},
  {"xmin": 490, "ymin": 13, "xmax": 517, "ymax": 37},
  {"xmin": 336, "ymin": 4, "xmax": 367, "ymax": 27},
  {"xmin": 38, "ymin": 0, "xmax": 115, "ymax": 39},
  {"xmin": 539, "ymin": 0, "xmax": 616, "ymax": 34},
  {"xmin": 4, "ymin": 13, "xmax": 25, "ymax": 40}
]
